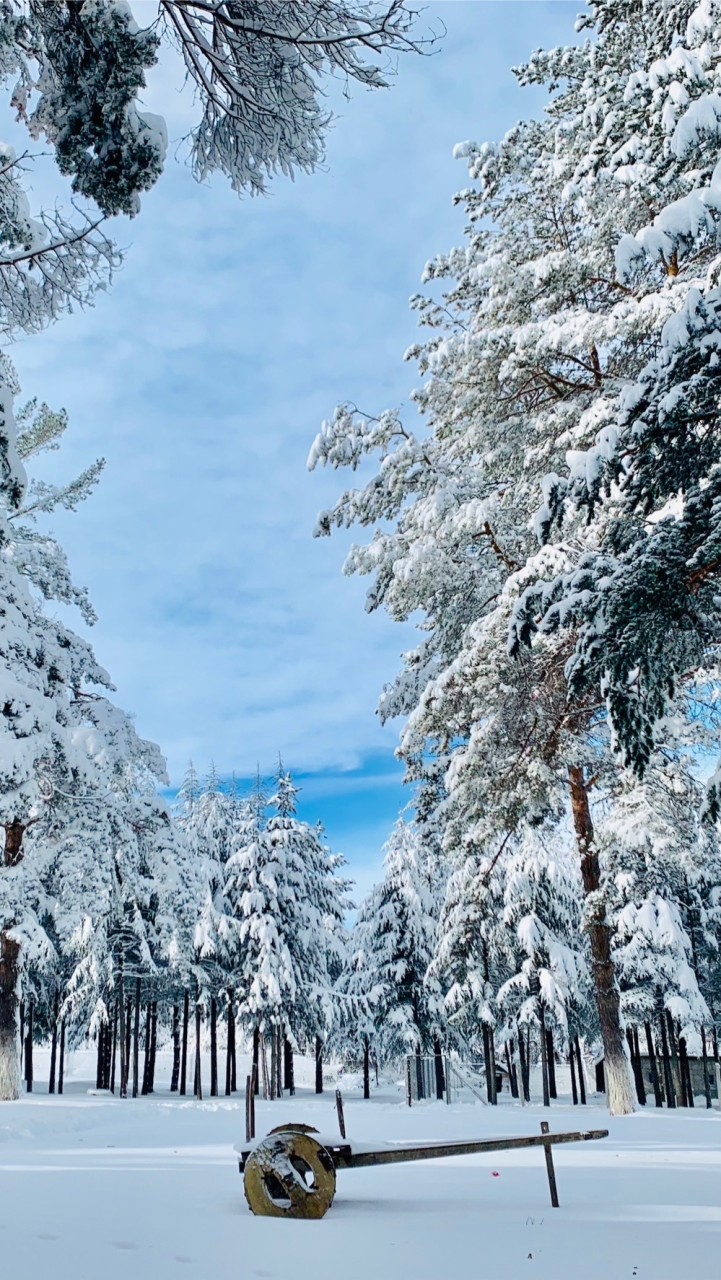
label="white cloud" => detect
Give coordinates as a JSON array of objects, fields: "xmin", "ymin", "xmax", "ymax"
[{"xmin": 7, "ymin": 2, "xmax": 578, "ymax": 797}]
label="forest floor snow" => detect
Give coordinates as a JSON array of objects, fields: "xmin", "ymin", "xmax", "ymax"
[{"xmin": 1, "ymin": 1050, "xmax": 720, "ymax": 1279}]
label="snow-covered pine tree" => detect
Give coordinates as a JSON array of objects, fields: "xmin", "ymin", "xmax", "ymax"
[
  {"xmin": 224, "ymin": 763, "xmax": 348, "ymax": 1091},
  {"xmin": 346, "ymin": 818, "xmax": 445, "ymax": 1066},
  {"xmin": 308, "ymin": 91, "xmax": 676, "ymax": 1112},
  {"xmin": 0, "ymin": 367, "xmax": 196, "ymax": 1098},
  {"xmin": 2, "ymin": 2, "xmax": 435, "ymax": 218},
  {"xmin": 497, "ymin": 823, "xmax": 589, "ymax": 1104}
]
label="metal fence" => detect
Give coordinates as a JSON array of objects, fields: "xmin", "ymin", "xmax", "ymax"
[{"xmin": 405, "ymin": 1055, "xmax": 489, "ymax": 1105}]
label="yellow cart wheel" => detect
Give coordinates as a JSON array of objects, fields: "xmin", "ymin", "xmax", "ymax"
[{"xmin": 243, "ymin": 1129, "xmax": 336, "ymax": 1219}]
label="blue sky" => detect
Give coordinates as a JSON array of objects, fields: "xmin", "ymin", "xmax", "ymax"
[{"xmin": 11, "ymin": 0, "xmax": 579, "ymax": 900}]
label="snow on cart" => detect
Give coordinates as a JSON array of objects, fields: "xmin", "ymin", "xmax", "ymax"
[{"xmin": 235, "ymin": 1120, "xmax": 609, "ymax": 1219}]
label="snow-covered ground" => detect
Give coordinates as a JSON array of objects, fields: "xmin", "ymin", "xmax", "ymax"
[{"xmin": 2, "ymin": 1049, "xmax": 720, "ymax": 1279}]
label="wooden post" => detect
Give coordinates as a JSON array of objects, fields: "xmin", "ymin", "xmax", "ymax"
[
  {"xmin": 644, "ymin": 1021, "xmax": 663, "ymax": 1107},
  {"xmin": 180, "ymin": 988, "xmax": 189, "ymax": 1096},
  {"xmin": 540, "ymin": 1121, "xmax": 559, "ymax": 1208},
  {"xmin": 48, "ymin": 991, "xmax": 59, "ymax": 1095},
  {"xmin": 57, "ymin": 1019, "xmax": 65, "ymax": 1095},
  {"xmin": 335, "ymin": 1088, "xmax": 346, "ymax": 1139},
  {"xmin": 210, "ymin": 996, "xmax": 218, "ymax": 1097}
]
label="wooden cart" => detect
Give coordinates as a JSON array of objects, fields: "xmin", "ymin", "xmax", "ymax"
[{"xmin": 235, "ymin": 1121, "xmax": 609, "ymax": 1218}]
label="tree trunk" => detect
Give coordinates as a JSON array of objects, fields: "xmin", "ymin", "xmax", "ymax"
[
  {"xmin": 58, "ymin": 1019, "xmax": 65, "ymax": 1095},
  {"xmin": 363, "ymin": 1035, "xmax": 371, "ymax": 1100},
  {"xmin": 209, "ymin": 996, "xmax": 218, "ymax": 1097},
  {"xmin": 96, "ymin": 1021, "xmax": 105, "ymax": 1090},
  {"xmin": 141, "ymin": 1003, "xmax": 152, "ymax": 1095},
  {"xmin": 180, "ymin": 988, "xmax": 189, "ymax": 1096},
  {"xmin": 666, "ymin": 1012, "xmax": 684, "ymax": 1105},
  {"xmin": 124, "ymin": 997, "xmax": 132, "ymax": 1081},
  {"xmin": 632, "ymin": 1027, "xmax": 646, "ymax": 1105},
  {"xmin": 269, "ymin": 1029, "xmax": 278, "ymax": 1100},
  {"xmin": 224, "ymin": 996, "xmax": 232, "ymax": 1097},
  {"xmin": 49, "ymin": 991, "xmax": 59, "ymax": 1095},
  {"xmin": 132, "ymin": 977, "xmax": 141, "ymax": 1099},
  {"xmin": 701, "ymin": 1027, "xmax": 713, "ymax": 1109},
  {"xmin": 659, "ymin": 1010, "xmax": 675, "ymax": 1108},
  {"xmin": 252, "ymin": 1027, "xmax": 260, "ymax": 1095},
  {"xmin": 230, "ymin": 1004, "xmax": 237, "ymax": 1093},
  {"xmin": 678, "ymin": 1035, "xmax": 694, "ymax": 1108},
  {"xmin": 0, "ymin": 932, "xmax": 21, "ymax": 1101},
  {"xmin": 110, "ymin": 998, "xmax": 118, "ymax": 1094},
  {"xmin": 149, "ymin": 1002, "xmax": 158, "ymax": 1093},
  {"xmin": 569, "ymin": 1042, "xmax": 578, "ymax": 1105},
  {"xmin": 518, "ymin": 1026, "xmax": 530, "ymax": 1102},
  {"xmin": 284, "ymin": 1036, "xmax": 295, "ymax": 1096},
  {"xmin": 569, "ymin": 766, "xmax": 635, "ymax": 1115},
  {"xmin": 315, "ymin": 1036, "xmax": 323, "ymax": 1094},
  {"xmin": 434, "ymin": 1036, "xmax": 445, "ymax": 1100},
  {"xmin": 506, "ymin": 1040, "xmax": 519, "ymax": 1099},
  {"xmin": 0, "ymin": 822, "xmax": 25, "ymax": 1100},
  {"xmin": 644, "ymin": 1021, "xmax": 663, "ymax": 1107},
  {"xmin": 194, "ymin": 992, "xmax": 202, "ymax": 1101},
  {"xmin": 574, "ymin": 1036, "xmax": 587, "ymax": 1105},
  {"xmin": 539, "ymin": 1008, "xmax": 550, "ymax": 1108},
  {"xmin": 545, "ymin": 1027, "xmax": 557, "ymax": 1099},
  {"xmin": 118, "ymin": 965, "xmax": 127, "ymax": 1100},
  {"xmin": 627, "ymin": 1027, "xmax": 646, "ymax": 1106},
  {"xmin": 170, "ymin": 1004, "xmax": 180, "ymax": 1093},
  {"xmin": 24, "ymin": 997, "xmax": 33, "ymax": 1093}
]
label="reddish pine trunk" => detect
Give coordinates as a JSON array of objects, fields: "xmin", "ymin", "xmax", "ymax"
[{"xmin": 568, "ymin": 766, "xmax": 635, "ymax": 1115}]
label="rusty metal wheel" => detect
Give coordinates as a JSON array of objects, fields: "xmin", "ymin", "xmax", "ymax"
[{"xmin": 243, "ymin": 1129, "xmax": 336, "ymax": 1219}]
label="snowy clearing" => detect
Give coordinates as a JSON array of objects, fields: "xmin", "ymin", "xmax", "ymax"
[{"xmin": 2, "ymin": 1051, "xmax": 720, "ymax": 1279}]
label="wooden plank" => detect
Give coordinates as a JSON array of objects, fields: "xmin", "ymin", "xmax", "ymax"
[
  {"xmin": 337, "ymin": 1127, "xmax": 608, "ymax": 1169},
  {"xmin": 540, "ymin": 1120, "xmax": 559, "ymax": 1207}
]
